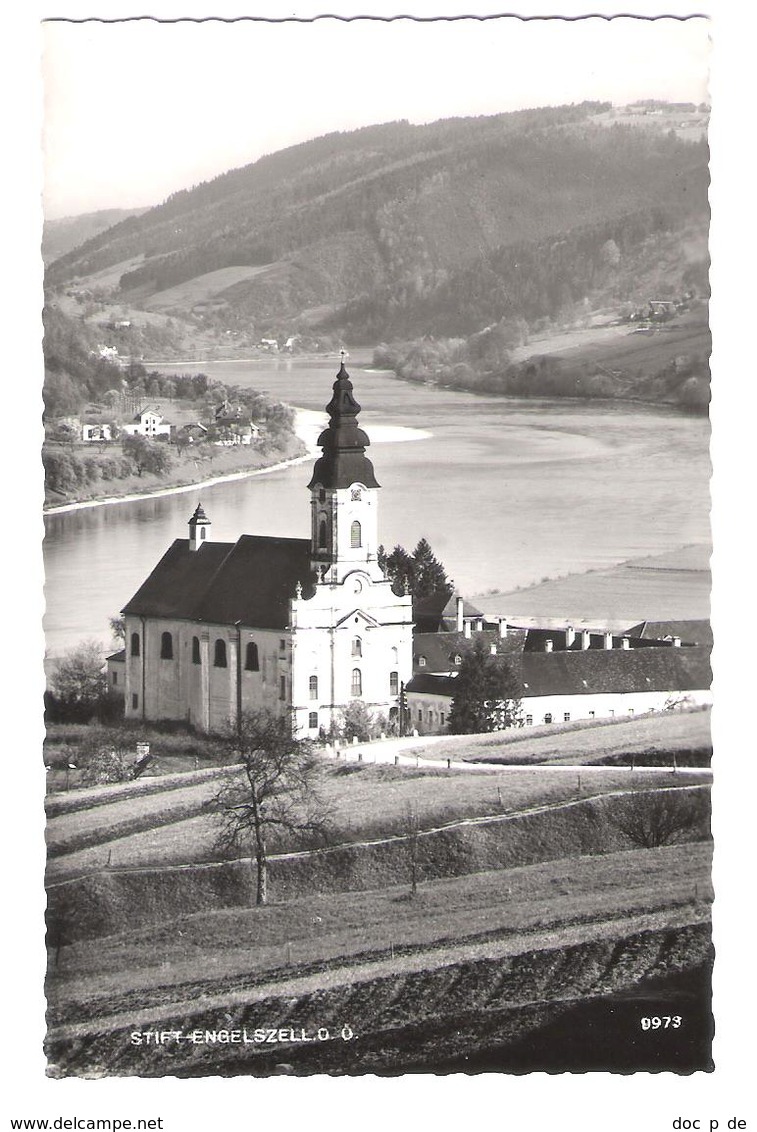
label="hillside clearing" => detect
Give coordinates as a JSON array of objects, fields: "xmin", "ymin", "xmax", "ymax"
[{"xmin": 143, "ymin": 265, "xmax": 275, "ymax": 311}]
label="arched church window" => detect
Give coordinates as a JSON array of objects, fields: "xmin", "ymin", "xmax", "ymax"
[
  {"xmin": 130, "ymin": 632, "xmax": 140, "ymax": 658},
  {"xmin": 390, "ymin": 671, "xmax": 399, "ymax": 696},
  {"xmin": 350, "ymin": 520, "xmax": 362, "ymax": 548},
  {"xmin": 352, "ymin": 636, "xmax": 362, "ymax": 658},
  {"xmin": 391, "ymin": 646, "xmax": 398, "ymax": 664},
  {"xmin": 245, "ymin": 642, "xmax": 259, "ymax": 672},
  {"xmin": 418, "ymin": 655, "xmax": 426, "ymax": 667},
  {"xmin": 214, "ymin": 639, "xmax": 227, "ymax": 668},
  {"xmin": 160, "ymin": 631, "xmax": 173, "ymax": 660},
  {"xmin": 318, "ymin": 517, "xmax": 328, "ymax": 549},
  {"xmin": 192, "ymin": 637, "xmax": 201, "ymax": 665},
  {"xmin": 351, "ymin": 668, "xmax": 362, "ymax": 697},
  {"xmin": 309, "ymin": 675, "xmax": 319, "ymax": 700}
]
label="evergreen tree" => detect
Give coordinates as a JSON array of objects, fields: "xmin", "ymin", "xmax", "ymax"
[
  {"xmin": 379, "ymin": 538, "xmax": 452, "ymax": 600},
  {"xmin": 412, "ymin": 537, "xmax": 453, "ymax": 601},
  {"xmin": 448, "ymin": 638, "xmax": 522, "ymax": 734},
  {"xmin": 380, "ymin": 544, "xmax": 416, "ymax": 595}
]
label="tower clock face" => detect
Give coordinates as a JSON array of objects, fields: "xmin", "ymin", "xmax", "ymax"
[
  {"xmin": 351, "ymin": 487, "xmax": 362, "ymax": 501},
  {"xmin": 352, "ymin": 577, "xmax": 363, "ymax": 594}
]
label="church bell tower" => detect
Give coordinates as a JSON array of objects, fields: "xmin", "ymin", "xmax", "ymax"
[{"xmin": 307, "ymin": 358, "xmax": 383, "ymax": 585}]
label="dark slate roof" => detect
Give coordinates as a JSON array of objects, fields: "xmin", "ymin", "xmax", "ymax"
[
  {"xmin": 413, "ymin": 592, "xmax": 484, "ymax": 633},
  {"xmin": 413, "ymin": 629, "xmax": 527, "ymax": 674},
  {"xmin": 523, "ymin": 627, "xmax": 633, "ymax": 652},
  {"xmin": 407, "ymin": 646, "xmax": 711, "ymax": 700},
  {"xmin": 406, "ymin": 673, "xmax": 458, "ymax": 696},
  {"xmin": 625, "ymin": 619, "xmax": 713, "ymax": 647},
  {"xmin": 106, "ymin": 649, "xmax": 126, "ymax": 663},
  {"xmin": 521, "ymin": 646, "xmax": 712, "ymax": 697},
  {"xmin": 122, "ymin": 536, "xmax": 315, "ymax": 630}
]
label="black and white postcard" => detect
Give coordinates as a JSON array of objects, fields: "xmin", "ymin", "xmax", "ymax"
[{"xmin": 4, "ymin": 1, "xmax": 753, "ymax": 1127}]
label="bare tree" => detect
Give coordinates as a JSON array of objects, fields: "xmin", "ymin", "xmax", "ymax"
[
  {"xmin": 610, "ymin": 788, "xmax": 708, "ymax": 849},
  {"xmin": 208, "ymin": 710, "xmax": 331, "ymax": 906}
]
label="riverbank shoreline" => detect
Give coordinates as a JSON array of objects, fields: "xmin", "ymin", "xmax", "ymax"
[
  {"xmin": 43, "ymin": 447, "xmax": 314, "ymax": 517},
  {"xmin": 43, "ymin": 404, "xmax": 433, "ymax": 518}
]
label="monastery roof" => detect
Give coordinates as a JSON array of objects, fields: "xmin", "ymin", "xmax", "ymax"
[
  {"xmin": 406, "ymin": 673, "xmax": 458, "ymax": 697},
  {"xmin": 521, "ymin": 646, "xmax": 711, "ymax": 696},
  {"xmin": 407, "ymin": 645, "xmax": 711, "ymax": 700},
  {"xmin": 413, "ymin": 629, "xmax": 527, "ymax": 673},
  {"xmin": 624, "ymin": 619, "xmax": 712, "ymax": 647},
  {"xmin": 106, "ymin": 649, "xmax": 126, "ymax": 664},
  {"xmin": 122, "ymin": 535, "xmax": 315, "ymax": 629},
  {"xmin": 413, "ymin": 592, "xmax": 484, "ymax": 633}
]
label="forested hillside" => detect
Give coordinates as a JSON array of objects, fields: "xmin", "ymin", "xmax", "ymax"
[
  {"xmin": 45, "ymin": 104, "xmax": 709, "ymax": 347},
  {"xmin": 43, "ymin": 207, "xmax": 149, "ymax": 266}
]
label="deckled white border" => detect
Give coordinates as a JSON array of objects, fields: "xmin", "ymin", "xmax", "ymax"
[{"xmin": 3, "ymin": 2, "xmax": 752, "ymax": 1128}]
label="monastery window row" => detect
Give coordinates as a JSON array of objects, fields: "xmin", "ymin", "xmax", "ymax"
[
  {"xmin": 308, "ymin": 669, "xmax": 398, "ymax": 701},
  {"xmin": 144, "ymin": 635, "xmax": 266, "ymax": 671}
]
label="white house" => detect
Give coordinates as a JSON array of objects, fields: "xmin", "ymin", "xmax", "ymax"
[
  {"xmin": 121, "ymin": 407, "xmax": 172, "ymax": 439},
  {"xmin": 117, "ymin": 363, "xmax": 414, "ymax": 736}
]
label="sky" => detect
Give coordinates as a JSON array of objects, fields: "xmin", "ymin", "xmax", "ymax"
[{"xmin": 42, "ymin": 13, "xmax": 711, "ymax": 219}]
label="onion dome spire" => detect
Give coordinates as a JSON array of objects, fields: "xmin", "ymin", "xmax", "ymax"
[{"xmin": 307, "ymin": 361, "xmax": 380, "ymax": 489}]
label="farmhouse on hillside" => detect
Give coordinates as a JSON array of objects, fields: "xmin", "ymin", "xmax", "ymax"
[
  {"xmin": 121, "ymin": 406, "xmax": 172, "ymax": 439},
  {"xmin": 112, "ymin": 362, "xmax": 414, "ymax": 735}
]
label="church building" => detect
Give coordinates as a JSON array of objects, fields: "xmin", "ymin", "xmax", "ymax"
[{"xmin": 117, "ymin": 362, "xmax": 414, "ymax": 736}]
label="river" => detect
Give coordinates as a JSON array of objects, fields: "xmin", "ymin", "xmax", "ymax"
[{"xmin": 43, "ymin": 358, "xmax": 711, "ymax": 657}]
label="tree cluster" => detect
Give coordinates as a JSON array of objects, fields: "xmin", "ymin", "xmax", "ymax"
[
  {"xmin": 46, "ymin": 640, "xmax": 121, "ymax": 723},
  {"xmin": 377, "ymin": 537, "xmax": 453, "ymax": 601}
]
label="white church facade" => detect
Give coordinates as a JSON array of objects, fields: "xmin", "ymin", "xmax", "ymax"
[{"xmin": 116, "ymin": 362, "xmax": 414, "ymax": 736}]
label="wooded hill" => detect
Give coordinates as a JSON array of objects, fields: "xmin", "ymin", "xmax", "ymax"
[
  {"xmin": 46, "ymin": 103, "xmax": 709, "ymax": 345},
  {"xmin": 43, "ymin": 207, "xmax": 149, "ymax": 266}
]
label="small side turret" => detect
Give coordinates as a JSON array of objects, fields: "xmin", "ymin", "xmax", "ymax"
[{"xmin": 188, "ymin": 502, "xmax": 211, "ymax": 552}]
